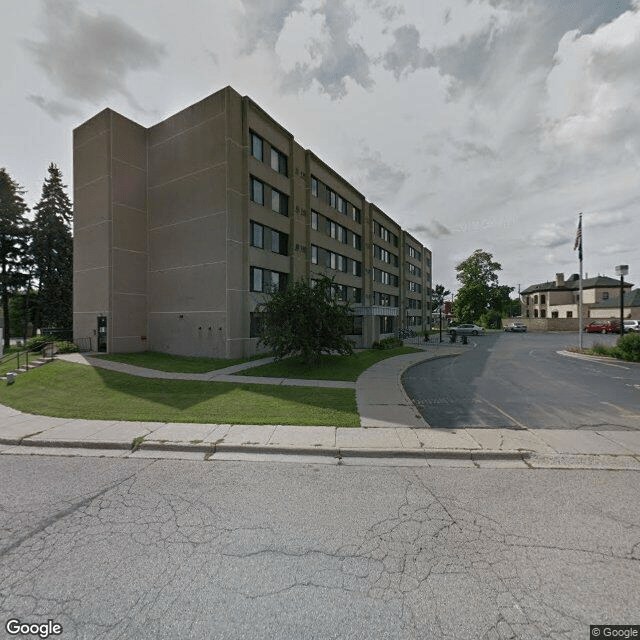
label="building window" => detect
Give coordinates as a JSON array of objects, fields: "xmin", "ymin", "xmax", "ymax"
[
  {"xmin": 250, "ymin": 177, "xmax": 264, "ymax": 205},
  {"xmin": 551, "ymin": 311, "xmax": 559, "ymax": 318},
  {"xmin": 533, "ymin": 295, "xmax": 538, "ymax": 304},
  {"xmin": 311, "ymin": 177, "xmax": 318, "ymax": 197},
  {"xmin": 408, "ymin": 281, "xmax": 421, "ymax": 293},
  {"xmin": 352, "ymin": 207, "xmax": 361, "ymax": 223},
  {"xmin": 270, "ymin": 147, "xmax": 288, "ymax": 176},
  {"xmin": 541, "ymin": 309, "xmax": 546, "ymax": 318},
  {"xmin": 541, "ymin": 294, "xmax": 546, "ymax": 304},
  {"xmin": 250, "ymin": 132, "xmax": 263, "ymax": 162},
  {"xmin": 351, "ymin": 259, "xmax": 362, "ymax": 277},
  {"xmin": 407, "ymin": 263, "xmax": 421, "ymax": 277},
  {"xmin": 311, "ymin": 210, "xmax": 318, "ymax": 230},
  {"xmin": 250, "ymin": 312, "xmax": 264, "ymax": 338},
  {"xmin": 250, "ymin": 267, "xmax": 287, "ymax": 293},
  {"xmin": 271, "ymin": 229, "xmax": 288, "ymax": 255},
  {"xmin": 347, "ymin": 316, "xmax": 363, "ymax": 335},
  {"xmin": 408, "ymin": 246, "xmax": 421, "ymax": 261},
  {"xmin": 380, "ymin": 316, "xmax": 394, "ymax": 334},
  {"xmin": 250, "ymin": 221, "xmax": 264, "ymax": 249},
  {"xmin": 602, "ymin": 292, "xmax": 609, "ymax": 300},
  {"xmin": 534, "ymin": 309, "xmax": 539, "ymax": 318},
  {"xmin": 566, "ymin": 311, "xmax": 573, "ymax": 318},
  {"xmin": 311, "ymin": 244, "xmax": 318, "ymax": 264},
  {"xmin": 352, "ymin": 232, "xmax": 361, "ymax": 250},
  {"xmin": 271, "ymin": 188, "xmax": 288, "ymax": 216}
]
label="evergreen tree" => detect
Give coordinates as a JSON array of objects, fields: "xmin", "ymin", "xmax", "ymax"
[
  {"xmin": 0, "ymin": 168, "xmax": 30, "ymax": 347},
  {"xmin": 32, "ymin": 163, "xmax": 73, "ymax": 329}
]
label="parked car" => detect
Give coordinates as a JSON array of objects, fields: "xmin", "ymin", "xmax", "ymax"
[
  {"xmin": 623, "ymin": 320, "xmax": 640, "ymax": 333},
  {"xmin": 583, "ymin": 320, "xmax": 621, "ymax": 334},
  {"xmin": 449, "ymin": 323, "xmax": 484, "ymax": 336},
  {"xmin": 504, "ymin": 322, "xmax": 527, "ymax": 332}
]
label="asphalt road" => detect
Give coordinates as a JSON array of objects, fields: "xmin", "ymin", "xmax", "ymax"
[
  {"xmin": 0, "ymin": 455, "xmax": 639, "ymax": 639},
  {"xmin": 403, "ymin": 332, "xmax": 640, "ymax": 430}
]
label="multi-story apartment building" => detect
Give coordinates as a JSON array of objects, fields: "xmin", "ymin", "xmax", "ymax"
[
  {"xmin": 73, "ymin": 86, "xmax": 432, "ymax": 358},
  {"xmin": 521, "ymin": 273, "xmax": 632, "ymax": 319}
]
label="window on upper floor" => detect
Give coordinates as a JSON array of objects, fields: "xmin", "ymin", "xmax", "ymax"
[
  {"xmin": 270, "ymin": 147, "xmax": 288, "ymax": 176},
  {"xmin": 250, "ymin": 177, "xmax": 264, "ymax": 206},
  {"xmin": 271, "ymin": 188, "xmax": 289, "ymax": 216},
  {"xmin": 602, "ymin": 292, "xmax": 609, "ymax": 300},
  {"xmin": 540, "ymin": 294, "xmax": 546, "ymax": 304},
  {"xmin": 250, "ymin": 132, "xmax": 263, "ymax": 162}
]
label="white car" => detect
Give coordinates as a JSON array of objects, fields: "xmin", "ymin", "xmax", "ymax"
[
  {"xmin": 449, "ymin": 323, "xmax": 484, "ymax": 336},
  {"xmin": 623, "ymin": 320, "xmax": 640, "ymax": 333}
]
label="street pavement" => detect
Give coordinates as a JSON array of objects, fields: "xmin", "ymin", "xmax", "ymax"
[{"xmin": 1, "ymin": 342, "xmax": 639, "ymax": 469}]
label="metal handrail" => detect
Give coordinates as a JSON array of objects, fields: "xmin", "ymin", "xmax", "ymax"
[{"xmin": 0, "ymin": 342, "xmax": 56, "ymax": 373}]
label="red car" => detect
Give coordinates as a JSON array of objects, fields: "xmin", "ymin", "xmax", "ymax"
[{"xmin": 583, "ymin": 320, "xmax": 621, "ymax": 334}]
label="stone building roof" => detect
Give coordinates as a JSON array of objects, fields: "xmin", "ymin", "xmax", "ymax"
[{"xmin": 521, "ymin": 274, "xmax": 633, "ymax": 295}]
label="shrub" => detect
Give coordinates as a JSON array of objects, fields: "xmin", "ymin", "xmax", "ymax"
[
  {"xmin": 55, "ymin": 341, "xmax": 78, "ymax": 354},
  {"xmin": 615, "ymin": 333, "xmax": 640, "ymax": 362},
  {"xmin": 371, "ymin": 340, "xmax": 382, "ymax": 350},
  {"xmin": 591, "ymin": 342, "xmax": 614, "ymax": 357},
  {"xmin": 26, "ymin": 335, "xmax": 49, "ymax": 351}
]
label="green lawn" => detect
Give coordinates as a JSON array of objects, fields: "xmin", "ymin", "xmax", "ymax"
[
  {"xmin": 95, "ymin": 351, "xmax": 268, "ymax": 373},
  {"xmin": 238, "ymin": 346, "xmax": 422, "ymax": 381},
  {"xmin": 0, "ymin": 361, "xmax": 359, "ymax": 427}
]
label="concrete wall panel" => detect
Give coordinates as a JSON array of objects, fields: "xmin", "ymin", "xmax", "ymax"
[
  {"xmin": 149, "ymin": 115, "xmax": 226, "ymax": 187},
  {"xmin": 148, "ymin": 91, "xmax": 226, "ymax": 147},
  {"xmin": 74, "ymin": 222, "xmax": 110, "ymax": 271},
  {"xmin": 74, "ymin": 131, "xmax": 110, "ymax": 191},
  {"xmin": 148, "ymin": 311, "xmax": 227, "ymax": 357},
  {"xmin": 74, "ymin": 177, "xmax": 111, "ymax": 231},
  {"xmin": 149, "ymin": 213, "xmax": 226, "ymax": 272},
  {"xmin": 112, "ymin": 160, "xmax": 146, "ymax": 212},
  {"xmin": 148, "ymin": 262, "xmax": 226, "ymax": 313},
  {"xmin": 111, "ymin": 114, "xmax": 147, "ymax": 169},
  {"xmin": 112, "ymin": 249, "xmax": 147, "ymax": 295},
  {"xmin": 113, "ymin": 206, "xmax": 146, "ymax": 252},
  {"xmin": 112, "ymin": 293, "xmax": 147, "ymax": 337},
  {"xmin": 148, "ymin": 165, "xmax": 227, "ymax": 229},
  {"xmin": 74, "ymin": 268, "xmax": 109, "ymax": 312}
]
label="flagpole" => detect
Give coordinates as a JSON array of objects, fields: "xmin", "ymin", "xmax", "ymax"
[{"xmin": 577, "ymin": 213, "xmax": 583, "ymax": 349}]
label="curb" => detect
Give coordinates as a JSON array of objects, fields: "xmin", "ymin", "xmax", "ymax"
[{"xmin": 1, "ymin": 436, "xmax": 531, "ymax": 461}]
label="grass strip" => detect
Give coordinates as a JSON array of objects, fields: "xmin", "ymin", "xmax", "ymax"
[
  {"xmin": 0, "ymin": 361, "xmax": 359, "ymax": 428},
  {"xmin": 237, "ymin": 346, "xmax": 422, "ymax": 381},
  {"xmin": 94, "ymin": 351, "xmax": 267, "ymax": 373}
]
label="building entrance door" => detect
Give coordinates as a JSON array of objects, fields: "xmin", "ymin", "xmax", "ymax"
[{"xmin": 97, "ymin": 316, "xmax": 107, "ymax": 352}]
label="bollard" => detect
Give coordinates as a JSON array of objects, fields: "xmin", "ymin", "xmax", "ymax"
[
  {"xmin": 462, "ymin": 335, "xmax": 468, "ymax": 345},
  {"xmin": 6, "ymin": 372, "xmax": 15, "ymax": 385}
]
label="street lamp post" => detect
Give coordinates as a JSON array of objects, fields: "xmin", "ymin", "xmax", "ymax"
[{"xmin": 615, "ymin": 265, "xmax": 629, "ymax": 336}]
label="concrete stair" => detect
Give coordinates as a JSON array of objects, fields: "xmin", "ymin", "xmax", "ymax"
[{"xmin": 1, "ymin": 357, "xmax": 54, "ymax": 382}]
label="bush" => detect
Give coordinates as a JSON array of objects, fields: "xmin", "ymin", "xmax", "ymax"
[
  {"xmin": 372, "ymin": 337, "xmax": 401, "ymax": 350},
  {"xmin": 26, "ymin": 335, "xmax": 49, "ymax": 351},
  {"xmin": 615, "ymin": 333, "xmax": 640, "ymax": 362},
  {"xmin": 55, "ymin": 341, "xmax": 78, "ymax": 354},
  {"xmin": 591, "ymin": 342, "xmax": 614, "ymax": 357},
  {"xmin": 25, "ymin": 335, "xmax": 78, "ymax": 354}
]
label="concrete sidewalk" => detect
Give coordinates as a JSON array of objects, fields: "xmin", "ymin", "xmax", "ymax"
[{"xmin": 1, "ymin": 346, "xmax": 639, "ymax": 469}]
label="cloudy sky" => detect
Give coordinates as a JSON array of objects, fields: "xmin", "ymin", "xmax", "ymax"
[{"xmin": 2, "ymin": 0, "xmax": 639, "ymax": 294}]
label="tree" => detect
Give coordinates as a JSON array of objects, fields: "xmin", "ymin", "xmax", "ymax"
[
  {"xmin": 0, "ymin": 168, "xmax": 30, "ymax": 347},
  {"xmin": 454, "ymin": 249, "xmax": 513, "ymax": 324},
  {"xmin": 32, "ymin": 163, "xmax": 73, "ymax": 329},
  {"xmin": 257, "ymin": 275, "xmax": 354, "ymax": 364}
]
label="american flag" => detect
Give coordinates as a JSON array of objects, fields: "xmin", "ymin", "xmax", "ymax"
[{"xmin": 573, "ymin": 213, "xmax": 582, "ymax": 262}]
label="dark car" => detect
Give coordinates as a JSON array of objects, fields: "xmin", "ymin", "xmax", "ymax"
[
  {"xmin": 504, "ymin": 322, "xmax": 527, "ymax": 332},
  {"xmin": 584, "ymin": 320, "xmax": 621, "ymax": 334}
]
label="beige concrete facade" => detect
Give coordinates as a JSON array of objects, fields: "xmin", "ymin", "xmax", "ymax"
[{"xmin": 73, "ymin": 86, "xmax": 432, "ymax": 357}]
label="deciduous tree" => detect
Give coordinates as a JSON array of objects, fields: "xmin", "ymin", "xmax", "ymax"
[
  {"xmin": 257, "ymin": 276, "xmax": 354, "ymax": 364},
  {"xmin": 454, "ymin": 249, "xmax": 513, "ymax": 324}
]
